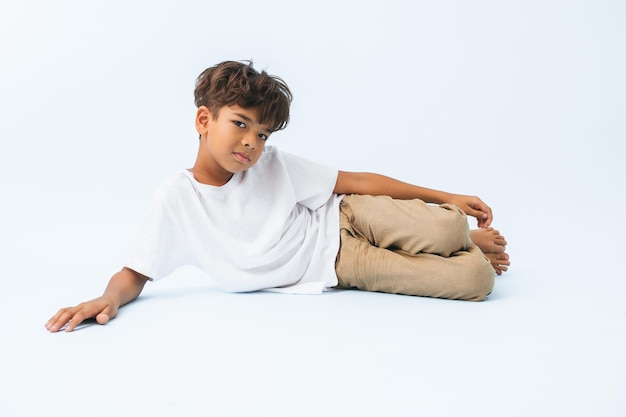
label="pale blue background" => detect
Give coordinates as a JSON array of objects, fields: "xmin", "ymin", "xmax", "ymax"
[{"xmin": 1, "ymin": 1, "xmax": 625, "ymax": 416}]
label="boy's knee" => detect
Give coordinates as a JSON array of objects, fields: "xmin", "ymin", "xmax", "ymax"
[
  {"xmin": 430, "ymin": 204, "xmax": 472, "ymax": 252},
  {"xmin": 438, "ymin": 203, "xmax": 470, "ymax": 230},
  {"xmin": 463, "ymin": 254, "xmax": 495, "ymax": 301}
]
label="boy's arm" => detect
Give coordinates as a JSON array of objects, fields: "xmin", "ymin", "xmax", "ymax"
[
  {"xmin": 45, "ymin": 267, "xmax": 149, "ymax": 333},
  {"xmin": 334, "ymin": 171, "xmax": 493, "ymax": 227}
]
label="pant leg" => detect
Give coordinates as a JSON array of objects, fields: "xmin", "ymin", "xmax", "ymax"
[
  {"xmin": 335, "ymin": 195, "xmax": 495, "ymax": 301},
  {"xmin": 340, "ymin": 194, "xmax": 473, "ymax": 257}
]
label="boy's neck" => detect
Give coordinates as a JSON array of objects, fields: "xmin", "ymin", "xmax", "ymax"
[{"xmin": 189, "ymin": 167, "xmax": 233, "ymax": 186}]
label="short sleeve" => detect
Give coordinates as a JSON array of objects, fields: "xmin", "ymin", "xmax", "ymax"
[
  {"xmin": 125, "ymin": 179, "xmax": 192, "ymax": 280},
  {"xmin": 276, "ymin": 149, "xmax": 338, "ymax": 210}
]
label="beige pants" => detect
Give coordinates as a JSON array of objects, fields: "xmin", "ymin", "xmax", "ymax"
[{"xmin": 335, "ymin": 195, "xmax": 495, "ymax": 301}]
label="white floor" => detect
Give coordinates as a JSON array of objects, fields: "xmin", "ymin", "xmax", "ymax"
[
  {"xmin": 1, "ymin": 1, "xmax": 625, "ymax": 416},
  {"xmin": 5, "ymin": 197, "xmax": 624, "ymax": 417}
]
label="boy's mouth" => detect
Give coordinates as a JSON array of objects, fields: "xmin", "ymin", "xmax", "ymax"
[{"xmin": 233, "ymin": 152, "xmax": 251, "ymax": 164}]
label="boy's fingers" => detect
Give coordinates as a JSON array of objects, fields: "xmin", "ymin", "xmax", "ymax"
[
  {"xmin": 465, "ymin": 206, "xmax": 490, "ymax": 228},
  {"xmin": 45, "ymin": 311, "xmax": 63, "ymax": 329},
  {"xmin": 469, "ymin": 199, "xmax": 493, "ymax": 221},
  {"xmin": 95, "ymin": 305, "xmax": 117, "ymax": 325},
  {"xmin": 478, "ymin": 213, "xmax": 492, "ymax": 228},
  {"xmin": 64, "ymin": 307, "xmax": 92, "ymax": 332},
  {"xmin": 96, "ymin": 313, "xmax": 110, "ymax": 325},
  {"xmin": 68, "ymin": 302, "xmax": 115, "ymax": 331},
  {"xmin": 46, "ymin": 307, "xmax": 78, "ymax": 332},
  {"xmin": 475, "ymin": 209, "xmax": 492, "ymax": 228},
  {"xmin": 46, "ymin": 301, "xmax": 113, "ymax": 332}
]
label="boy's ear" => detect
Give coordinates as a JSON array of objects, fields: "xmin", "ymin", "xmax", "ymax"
[{"xmin": 195, "ymin": 106, "xmax": 212, "ymax": 136}]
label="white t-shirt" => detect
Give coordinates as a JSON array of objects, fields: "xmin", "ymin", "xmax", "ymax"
[{"xmin": 125, "ymin": 146, "xmax": 343, "ymax": 294}]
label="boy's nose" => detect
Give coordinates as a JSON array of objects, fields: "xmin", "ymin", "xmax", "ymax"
[{"xmin": 242, "ymin": 134, "xmax": 257, "ymax": 150}]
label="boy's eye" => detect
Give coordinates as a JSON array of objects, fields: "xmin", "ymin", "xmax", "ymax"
[{"xmin": 233, "ymin": 119, "xmax": 269, "ymax": 141}]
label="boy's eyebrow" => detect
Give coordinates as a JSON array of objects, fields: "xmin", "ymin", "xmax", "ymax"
[{"xmin": 234, "ymin": 112, "xmax": 272, "ymax": 134}]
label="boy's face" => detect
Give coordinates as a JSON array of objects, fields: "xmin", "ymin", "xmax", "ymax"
[{"xmin": 194, "ymin": 104, "xmax": 272, "ymax": 185}]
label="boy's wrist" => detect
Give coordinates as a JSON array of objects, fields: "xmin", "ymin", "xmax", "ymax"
[{"xmin": 427, "ymin": 190, "xmax": 453, "ymax": 205}]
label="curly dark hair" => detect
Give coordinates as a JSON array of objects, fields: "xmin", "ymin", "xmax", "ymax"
[{"xmin": 194, "ymin": 60, "xmax": 293, "ymax": 132}]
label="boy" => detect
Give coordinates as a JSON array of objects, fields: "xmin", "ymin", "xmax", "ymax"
[{"xmin": 46, "ymin": 61, "xmax": 510, "ymax": 333}]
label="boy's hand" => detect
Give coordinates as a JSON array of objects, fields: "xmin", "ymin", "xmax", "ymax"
[
  {"xmin": 449, "ymin": 194, "xmax": 493, "ymax": 228},
  {"xmin": 45, "ymin": 268, "xmax": 148, "ymax": 333},
  {"xmin": 45, "ymin": 296, "xmax": 120, "ymax": 333}
]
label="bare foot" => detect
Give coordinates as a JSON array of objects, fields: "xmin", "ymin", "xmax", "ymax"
[
  {"xmin": 485, "ymin": 252, "xmax": 510, "ymax": 275},
  {"xmin": 470, "ymin": 227, "xmax": 507, "ymax": 254},
  {"xmin": 470, "ymin": 227, "xmax": 510, "ymax": 275}
]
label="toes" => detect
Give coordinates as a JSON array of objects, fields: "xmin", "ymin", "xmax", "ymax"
[
  {"xmin": 485, "ymin": 251, "xmax": 510, "ymax": 275},
  {"xmin": 496, "ymin": 254, "xmax": 511, "ymax": 267},
  {"xmin": 493, "ymin": 243, "xmax": 506, "ymax": 253},
  {"xmin": 485, "ymin": 241, "xmax": 506, "ymax": 254}
]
